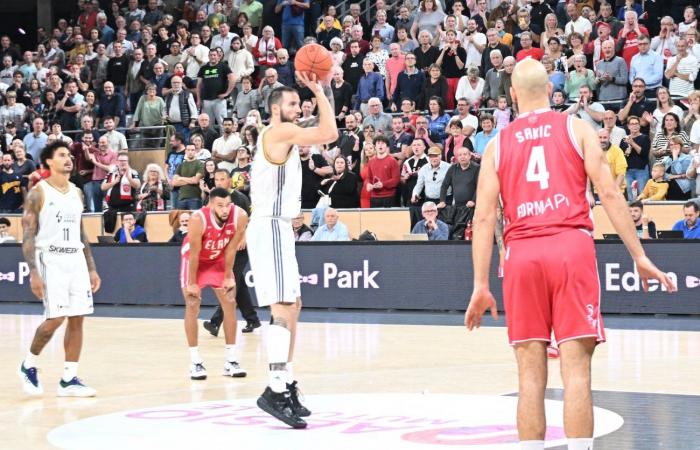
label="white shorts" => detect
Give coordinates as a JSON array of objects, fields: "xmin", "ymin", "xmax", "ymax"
[
  {"xmin": 37, "ymin": 250, "xmax": 94, "ymax": 319},
  {"xmin": 246, "ymin": 217, "xmax": 301, "ymax": 307}
]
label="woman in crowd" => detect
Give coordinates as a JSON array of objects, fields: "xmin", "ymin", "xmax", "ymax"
[
  {"xmin": 542, "ymin": 55, "xmax": 565, "ymax": 92},
  {"xmin": 191, "ymin": 133, "xmax": 211, "ymax": 161},
  {"xmin": 662, "ymin": 136, "xmax": 694, "ymax": 200},
  {"xmin": 359, "ymin": 141, "xmax": 376, "ymax": 209},
  {"xmin": 419, "ymin": 64, "xmax": 448, "ymax": 110},
  {"xmin": 410, "ymin": 0, "xmax": 446, "ymax": 42},
  {"xmin": 679, "ymin": 5, "xmax": 698, "ymax": 34},
  {"xmin": 199, "ymin": 159, "xmax": 218, "ymax": 202},
  {"xmin": 321, "ymin": 155, "xmax": 359, "ymax": 208},
  {"xmin": 231, "ymin": 12, "xmax": 249, "ymax": 37},
  {"xmin": 362, "ymin": 124, "xmax": 376, "ymax": 145},
  {"xmin": 564, "ymin": 54, "xmax": 596, "ymax": 101},
  {"xmin": 0, "ymin": 92, "xmax": 26, "ymax": 130},
  {"xmin": 329, "ymin": 37, "xmax": 346, "ymax": 67},
  {"xmin": 331, "ymin": 66, "xmax": 353, "ymax": 126},
  {"xmin": 455, "ymin": 65, "xmax": 484, "ymax": 109},
  {"xmin": 398, "ymin": 99, "xmax": 421, "ymax": 132},
  {"xmin": 244, "ymin": 110, "xmax": 263, "ymax": 131},
  {"xmin": 241, "ymin": 125, "xmax": 258, "ymax": 153},
  {"xmin": 540, "ymin": 13, "xmax": 565, "ymax": 50},
  {"xmin": 175, "ymin": 20, "xmax": 191, "ymax": 48},
  {"xmin": 620, "ymin": 115, "xmax": 651, "ymax": 200},
  {"xmin": 366, "ymin": 35, "xmax": 389, "ymax": 77},
  {"xmin": 652, "ymin": 112, "xmax": 690, "ymax": 161},
  {"xmin": 132, "ymin": 83, "xmax": 166, "ymax": 148},
  {"xmin": 564, "ymin": 32, "xmax": 586, "ymax": 70},
  {"xmin": 137, "ymin": 163, "xmax": 171, "ymax": 212},
  {"xmin": 682, "ymin": 90, "xmax": 700, "ymax": 134},
  {"xmin": 227, "ymin": 36, "xmax": 255, "ymax": 92},
  {"xmin": 426, "ymin": 96, "xmax": 451, "ymax": 144},
  {"xmin": 372, "ymin": 9, "xmax": 395, "ymax": 49},
  {"xmin": 78, "ymin": 90, "xmax": 100, "ymax": 125},
  {"xmin": 27, "ymin": 79, "xmax": 43, "ymax": 99},
  {"xmin": 651, "ymin": 87, "xmax": 685, "ymax": 137}
]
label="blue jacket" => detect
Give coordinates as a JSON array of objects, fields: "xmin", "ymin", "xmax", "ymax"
[
  {"xmin": 411, "ymin": 219, "xmax": 449, "ymax": 240},
  {"xmin": 392, "ymin": 69, "xmax": 425, "ymax": 105},
  {"xmin": 354, "ymin": 72, "xmax": 385, "ymax": 109}
]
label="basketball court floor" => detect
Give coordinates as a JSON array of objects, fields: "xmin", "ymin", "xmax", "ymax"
[{"xmin": 1, "ymin": 303, "xmax": 699, "ymax": 449}]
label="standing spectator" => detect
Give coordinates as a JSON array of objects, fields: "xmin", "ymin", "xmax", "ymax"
[
  {"xmin": 671, "ymin": 201, "xmax": 700, "ymax": 239},
  {"xmin": 191, "ymin": 113, "xmax": 220, "ymax": 151},
  {"xmin": 101, "ymin": 151, "xmax": 141, "ymax": 233},
  {"xmin": 618, "ymin": 78, "xmax": 655, "ymax": 134},
  {"xmin": 442, "ymin": 120, "xmax": 469, "ymax": 163},
  {"xmin": 0, "ymin": 92, "xmax": 26, "ymax": 131},
  {"xmin": 617, "ymin": 11, "xmax": 650, "ymax": 68},
  {"xmin": 455, "ymin": 66, "xmax": 485, "ymax": 108},
  {"xmin": 384, "ymin": 44, "xmax": 406, "ymax": 101},
  {"xmin": 275, "ymin": 0, "xmax": 309, "ymax": 56},
  {"xmin": 412, "ymin": 145, "xmax": 450, "ymax": 205},
  {"xmin": 439, "ymin": 146, "xmax": 479, "ymax": 209},
  {"xmin": 401, "ymin": 138, "xmax": 429, "ymax": 206},
  {"xmin": 330, "ymin": 67, "xmax": 353, "ymax": 125},
  {"xmin": 320, "ymin": 155, "xmax": 359, "ymax": 208},
  {"xmin": 388, "ymin": 116, "xmax": 413, "ymax": 161},
  {"xmin": 211, "ymin": 23, "xmax": 236, "ymax": 60},
  {"xmin": 564, "ymin": 2, "xmax": 592, "ymax": 43},
  {"xmin": 143, "ymin": 0, "xmax": 164, "ymax": 29},
  {"xmin": 599, "ymin": 128, "xmax": 628, "ymax": 195},
  {"xmin": 565, "ymin": 85, "xmax": 605, "ymax": 130},
  {"xmin": 12, "ymin": 145, "xmax": 35, "ymax": 179},
  {"xmin": 410, "ymin": 0, "xmax": 446, "ymax": 42},
  {"xmin": 132, "ymin": 84, "xmax": 165, "ymax": 148},
  {"xmin": 258, "ymin": 68, "xmax": 284, "ymax": 117},
  {"xmin": 419, "ymin": 64, "xmax": 449, "ymax": 111},
  {"xmin": 102, "ymin": 116, "xmax": 128, "ymax": 153},
  {"xmin": 23, "ymin": 118, "xmax": 48, "ymax": 161},
  {"xmin": 682, "ymin": 90, "xmax": 700, "ymax": 135},
  {"xmin": 498, "ymin": 56, "xmax": 516, "ymax": 107},
  {"xmin": 317, "ymin": 15, "xmax": 342, "ymax": 49},
  {"xmin": 391, "ymin": 52, "xmax": 425, "ymax": 112},
  {"xmin": 341, "ymin": 40, "xmax": 365, "ymax": 94},
  {"xmin": 482, "ymin": 50, "xmax": 504, "ymax": 108},
  {"xmin": 564, "ymin": 54, "xmax": 597, "ymax": 101},
  {"xmin": 125, "ymin": 47, "xmax": 146, "ymax": 113},
  {"xmin": 595, "ymin": 40, "xmax": 628, "ymax": 103},
  {"xmin": 69, "ymin": 132, "xmax": 96, "ymax": 194},
  {"xmin": 515, "ymin": 32, "xmax": 543, "ymax": 61},
  {"xmin": 311, "ymin": 208, "xmax": 350, "ymax": 241},
  {"xmin": 463, "ymin": 19, "xmax": 486, "ymax": 68},
  {"xmin": 473, "ymin": 113, "xmax": 498, "ymax": 156},
  {"xmin": 586, "ymin": 22, "xmax": 615, "ymax": 66},
  {"xmin": 411, "ymin": 201, "xmax": 449, "ymax": 240},
  {"xmin": 164, "ymin": 76, "xmax": 198, "ymax": 142},
  {"xmin": 183, "ymin": 33, "xmax": 209, "ymax": 81},
  {"xmin": 366, "ymin": 135, "xmax": 400, "ymax": 207},
  {"xmin": 602, "ymin": 110, "xmax": 627, "ymax": 147},
  {"xmin": 227, "ymin": 37, "xmax": 255, "ymax": 92},
  {"xmin": 232, "ymin": 76, "xmax": 260, "ymax": 122},
  {"xmin": 414, "ymin": 30, "xmax": 441, "ymax": 72},
  {"xmin": 426, "ymin": 97, "xmax": 451, "ymax": 144},
  {"xmin": 85, "ymin": 136, "xmax": 116, "ymax": 213},
  {"xmin": 651, "ymin": 17, "xmax": 679, "ymax": 65},
  {"xmin": 664, "ymin": 38, "xmax": 699, "ymax": 99},
  {"xmin": 354, "ymin": 60, "xmax": 385, "ymax": 115},
  {"xmin": 621, "ymin": 115, "xmax": 651, "ymax": 199},
  {"xmin": 137, "ymin": 163, "xmax": 170, "ymax": 211},
  {"xmin": 663, "ymin": 137, "xmax": 694, "ymax": 200},
  {"xmin": 173, "ymin": 144, "xmax": 205, "ymax": 209},
  {"xmin": 299, "ymin": 144, "xmax": 332, "ymax": 209},
  {"xmin": 211, "ymin": 117, "xmax": 242, "ymax": 173},
  {"xmin": 366, "ymin": 35, "xmax": 390, "ymax": 77},
  {"xmin": 396, "ymin": 27, "xmax": 418, "ymax": 54},
  {"xmin": 435, "ymin": 29, "xmax": 465, "ymax": 110},
  {"xmin": 0, "ymin": 153, "xmax": 24, "ymax": 213},
  {"xmin": 106, "ymin": 43, "xmax": 130, "ymax": 93},
  {"xmin": 686, "ymin": 150, "xmax": 700, "ymax": 197},
  {"xmin": 481, "ymin": 28, "xmax": 511, "ymax": 76},
  {"xmin": 196, "ymin": 48, "xmax": 234, "ymax": 127}
]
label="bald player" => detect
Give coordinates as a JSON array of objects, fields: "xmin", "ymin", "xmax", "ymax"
[{"xmin": 465, "ymin": 59, "xmax": 675, "ymax": 450}]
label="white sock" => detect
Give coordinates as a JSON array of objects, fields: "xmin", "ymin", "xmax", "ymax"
[
  {"xmin": 189, "ymin": 347, "xmax": 203, "ymax": 364},
  {"xmin": 568, "ymin": 438, "xmax": 593, "ymax": 450},
  {"xmin": 24, "ymin": 352, "xmax": 38, "ymax": 368},
  {"xmin": 286, "ymin": 361, "xmax": 294, "ymax": 384},
  {"xmin": 225, "ymin": 344, "xmax": 237, "ymax": 362},
  {"xmin": 520, "ymin": 440, "xmax": 545, "ymax": 450},
  {"xmin": 267, "ymin": 325, "xmax": 291, "ymax": 393},
  {"xmin": 62, "ymin": 362, "xmax": 78, "ymax": 382}
]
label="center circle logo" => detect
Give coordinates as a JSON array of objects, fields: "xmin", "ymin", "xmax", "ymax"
[{"xmin": 48, "ymin": 394, "xmax": 623, "ymax": 449}]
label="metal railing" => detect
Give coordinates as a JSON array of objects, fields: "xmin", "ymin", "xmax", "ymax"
[{"xmin": 62, "ymin": 125, "xmax": 170, "ymax": 151}]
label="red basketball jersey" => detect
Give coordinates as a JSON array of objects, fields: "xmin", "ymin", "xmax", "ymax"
[
  {"xmin": 495, "ymin": 109, "xmax": 593, "ymax": 243},
  {"xmin": 181, "ymin": 205, "xmax": 239, "ymax": 262}
]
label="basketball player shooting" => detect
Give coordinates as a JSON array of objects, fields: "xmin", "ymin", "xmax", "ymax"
[
  {"xmin": 19, "ymin": 141, "xmax": 102, "ymax": 397},
  {"xmin": 465, "ymin": 59, "xmax": 676, "ymax": 450},
  {"xmin": 247, "ymin": 71, "xmax": 338, "ymax": 429},
  {"xmin": 180, "ymin": 188, "xmax": 248, "ymax": 380}
]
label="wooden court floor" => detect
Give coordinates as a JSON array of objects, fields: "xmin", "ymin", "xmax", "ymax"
[{"xmin": 1, "ymin": 312, "xmax": 699, "ymax": 449}]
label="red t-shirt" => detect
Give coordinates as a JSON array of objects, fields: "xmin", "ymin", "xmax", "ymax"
[
  {"xmin": 617, "ymin": 26, "xmax": 649, "ymax": 66},
  {"xmin": 516, "ymin": 47, "xmax": 544, "ymax": 62}
]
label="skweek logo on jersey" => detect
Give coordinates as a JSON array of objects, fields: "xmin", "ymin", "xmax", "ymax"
[
  {"xmin": 0, "ymin": 262, "xmax": 30, "ymax": 285},
  {"xmin": 604, "ymin": 263, "xmax": 681, "ymax": 292},
  {"xmin": 47, "ymin": 394, "xmax": 624, "ymax": 450},
  {"xmin": 244, "ymin": 259, "xmax": 380, "ymax": 289},
  {"xmin": 55, "ymin": 210, "xmax": 79, "ymax": 224}
]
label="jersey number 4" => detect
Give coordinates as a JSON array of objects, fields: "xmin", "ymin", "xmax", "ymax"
[{"xmin": 525, "ymin": 146, "xmax": 550, "ymax": 190}]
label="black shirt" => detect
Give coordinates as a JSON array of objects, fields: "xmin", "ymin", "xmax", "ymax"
[
  {"xmin": 440, "ymin": 162, "xmax": 480, "ymax": 205},
  {"xmin": 636, "ymin": 221, "xmax": 657, "ymax": 239},
  {"xmin": 300, "ymin": 154, "xmax": 329, "ymax": 209},
  {"xmin": 341, "ymin": 53, "xmax": 365, "ymax": 93},
  {"xmin": 106, "ymin": 54, "xmax": 130, "ymax": 86},
  {"xmin": 331, "ymin": 81, "xmax": 353, "ymax": 116},
  {"xmin": 0, "ymin": 169, "xmax": 25, "ymax": 211},
  {"xmin": 621, "ymin": 97, "xmax": 655, "ymax": 135},
  {"xmin": 324, "ymin": 171, "xmax": 359, "ymax": 208},
  {"xmin": 620, "ymin": 134, "xmax": 651, "ymax": 170},
  {"xmin": 414, "ymin": 45, "xmax": 440, "ymax": 72},
  {"xmin": 197, "ymin": 63, "xmax": 232, "ymax": 100}
]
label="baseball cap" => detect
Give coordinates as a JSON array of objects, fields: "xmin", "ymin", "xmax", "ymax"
[{"xmin": 427, "ymin": 146, "xmax": 442, "ymax": 156}]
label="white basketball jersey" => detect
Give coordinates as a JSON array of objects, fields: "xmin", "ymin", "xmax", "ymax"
[
  {"xmin": 250, "ymin": 126, "xmax": 302, "ymax": 220},
  {"xmin": 35, "ymin": 180, "xmax": 85, "ymax": 254}
]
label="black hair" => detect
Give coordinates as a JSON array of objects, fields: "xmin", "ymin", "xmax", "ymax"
[
  {"xmin": 684, "ymin": 200, "xmax": 699, "ymax": 212},
  {"xmin": 0, "ymin": 217, "xmax": 10, "ymax": 227},
  {"xmin": 214, "ymin": 168, "xmax": 231, "ymax": 177},
  {"xmin": 629, "ymin": 200, "xmax": 644, "ymax": 209},
  {"xmin": 172, "ymin": 132, "xmax": 185, "ymax": 144},
  {"xmin": 40, "ymin": 140, "xmax": 71, "ymax": 167},
  {"xmin": 209, "ymin": 187, "xmax": 231, "ymax": 200},
  {"xmin": 222, "ymin": 117, "xmax": 234, "ymax": 124},
  {"xmin": 373, "ymin": 135, "xmax": 390, "ymax": 146},
  {"xmin": 268, "ymin": 86, "xmax": 297, "ymax": 113}
]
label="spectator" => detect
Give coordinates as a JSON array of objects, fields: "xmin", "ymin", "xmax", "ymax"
[
  {"xmin": 662, "ymin": 137, "xmax": 694, "ymax": 200},
  {"xmin": 230, "ymin": 147, "xmax": 252, "ymax": 197},
  {"xmin": 396, "ymin": 27, "xmax": 418, "ymax": 54},
  {"xmin": 565, "ymin": 85, "xmax": 605, "ymax": 130},
  {"xmin": 191, "ymin": 113, "xmax": 220, "ymax": 151},
  {"xmin": 481, "ymin": 28, "xmax": 511, "ymax": 77},
  {"xmin": 671, "ymin": 200, "xmax": 700, "ymax": 239},
  {"xmin": 125, "ymin": 47, "xmax": 146, "ymax": 112},
  {"xmin": 439, "ymin": 146, "xmax": 479, "ymax": 209},
  {"xmin": 515, "ymin": 32, "xmax": 543, "ymax": 61},
  {"xmin": 482, "ymin": 49, "xmax": 504, "ymax": 107},
  {"xmin": 0, "ymin": 217, "xmax": 16, "ymax": 243},
  {"xmin": 443, "ymin": 120, "xmax": 469, "ymax": 163},
  {"xmin": 164, "ymin": 75, "xmax": 198, "ymax": 142},
  {"xmin": 599, "ymin": 128, "xmax": 628, "ymax": 195},
  {"xmin": 102, "ymin": 151, "xmax": 141, "ymax": 232},
  {"xmin": 168, "ymin": 211, "xmax": 190, "ymax": 243},
  {"xmin": 258, "ymin": 68, "xmax": 284, "ymax": 117},
  {"xmin": 651, "ymin": 87, "xmax": 686, "ymax": 137},
  {"xmin": 540, "ymin": 13, "xmax": 565, "ymax": 50},
  {"xmin": 628, "ymin": 200, "xmax": 657, "ymax": 239},
  {"xmin": 0, "ymin": 153, "xmax": 24, "ymax": 213},
  {"xmin": 686, "ymin": 150, "xmax": 700, "ymax": 197},
  {"xmin": 617, "ymin": 10, "xmax": 649, "ymax": 68},
  {"xmin": 183, "ymin": 33, "xmax": 209, "ymax": 81},
  {"xmin": 426, "ymin": 96, "xmax": 451, "ymax": 143},
  {"xmin": 418, "ymin": 64, "xmax": 448, "ymax": 111},
  {"xmin": 366, "ymin": 135, "xmax": 400, "ymax": 207},
  {"xmin": 341, "ymin": 40, "xmax": 365, "ymax": 94},
  {"xmin": 682, "ymin": 90, "xmax": 700, "ymax": 135},
  {"xmin": 411, "ymin": 201, "xmax": 449, "ymax": 240},
  {"xmin": 70, "ymin": 132, "xmax": 96, "ymax": 194},
  {"xmin": 564, "ymin": 54, "xmax": 597, "ymax": 101},
  {"xmin": 98, "ymin": 81, "xmax": 126, "ymax": 128},
  {"xmin": 273, "ymin": 48, "xmax": 295, "ymax": 87},
  {"xmin": 595, "ymin": 40, "xmax": 629, "ymax": 102},
  {"xmin": 652, "ymin": 113, "xmax": 690, "ymax": 161},
  {"xmin": 628, "ymin": 35, "xmax": 661, "ymax": 95},
  {"xmin": 318, "ymin": 15, "xmax": 342, "ymax": 49},
  {"xmin": 227, "ymin": 36, "xmax": 255, "ymax": 91},
  {"xmin": 463, "ymin": 19, "xmax": 486, "ymax": 67},
  {"xmin": 114, "ymin": 211, "xmax": 148, "ymax": 243},
  {"xmin": 401, "ymin": 138, "xmax": 430, "ymax": 207},
  {"xmin": 275, "ymin": 0, "xmax": 309, "ymax": 56},
  {"xmin": 0, "ymin": 91, "xmax": 27, "ymax": 131},
  {"xmin": 410, "ymin": 0, "xmax": 446, "ymax": 42},
  {"xmin": 679, "ymin": 6, "xmax": 698, "ymax": 34},
  {"xmin": 498, "ymin": 56, "xmax": 515, "ymax": 107},
  {"xmin": 172, "ymin": 143, "xmax": 205, "ymax": 210},
  {"xmin": 196, "ymin": 48, "xmax": 234, "ymax": 127},
  {"xmin": 102, "ymin": 116, "xmax": 128, "ymax": 153},
  {"xmin": 620, "ymin": 115, "xmax": 650, "ymax": 198},
  {"xmin": 564, "ymin": 2, "xmax": 592, "ymax": 43},
  {"xmin": 23, "ymin": 118, "xmax": 48, "ymax": 161},
  {"xmin": 292, "ymin": 213, "xmax": 314, "ymax": 241},
  {"xmin": 455, "ymin": 65, "xmax": 484, "ymax": 108},
  {"xmin": 412, "ymin": 145, "xmax": 450, "ymax": 205},
  {"xmin": 414, "ymin": 30, "xmax": 441, "ymax": 73},
  {"xmin": 132, "ymin": 83, "xmax": 165, "ymax": 148},
  {"xmin": 473, "ymin": 113, "xmax": 498, "ymax": 157},
  {"xmin": 137, "ymin": 163, "xmax": 170, "ymax": 211},
  {"xmin": 211, "ymin": 23, "xmax": 235, "ymax": 60},
  {"xmin": 651, "ymin": 16, "xmax": 679, "ymax": 65},
  {"xmin": 12, "ymin": 145, "xmax": 35, "ymax": 179},
  {"xmin": 311, "ymin": 208, "xmax": 350, "ymax": 241},
  {"xmin": 199, "ymin": 159, "xmax": 217, "ymax": 200},
  {"xmin": 362, "ymin": 97, "xmax": 392, "ymax": 136},
  {"xmin": 211, "ymin": 117, "xmax": 242, "ymax": 173},
  {"xmin": 636, "ymin": 163, "xmax": 669, "ymax": 203},
  {"xmin": 384, "ymin": 44, "xmax": 405, "ymax": 100},
  {"xmin": 300, "ymin": 144, "xmax": 332, "ymax": 209},
  {"xmin": 85, "ymin": 135, "xmax": 117, "ymax": 213},
  {"xmin": 664, "ymin": 38, "xmax": 699, "ymax": 98},
  {"xmin": 618, "ymin": 77, "xmax": 655, "ymax": 134},
  {"xmin": 320, "ymin": 155, "xmax": 359, "ymax": 208},
  {"xmin": 586, "ymin": 21, "xmax": 615, "ymax": 66},
  {"xmin": 435, "ymin": 29, "xmax": 465, "ymax": 109}
]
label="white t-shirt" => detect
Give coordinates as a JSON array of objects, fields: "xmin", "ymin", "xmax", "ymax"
[
  {"xmin": 463, "ymin": 32, "xmax": 486, "ymax": 67},
  {"xmin": 690, "ymin": 120, "xmax": 700, "ymax": 145},
  {"xmin": 565, "ymin": 17, "xmax": 592, "ymax": 37}
]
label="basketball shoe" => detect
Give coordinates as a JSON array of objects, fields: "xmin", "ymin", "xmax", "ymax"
[
  {"xmin": 57, "ymin": 377, "xmax": 97, "ymax": 397},
  {"xmin": 190, "ymin": 363, "xmax": 208, "ymax": 380},
  {"xmin": 287, "ymin": 381, "xmax": 311, "ymax": 417},
  {"xmin": 224, "ymin": 361, "xmax": 247, "ymax": 378},
  {"xmin": 257, "ymin": 387, "xmax": 307, "ymax": 429},
  {"xmin": 18, "ymin": 362, "xmax": 43, "ymax": 395}
]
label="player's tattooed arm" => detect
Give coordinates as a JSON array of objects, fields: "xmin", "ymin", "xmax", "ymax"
[
  {"xmin": 21, "ymin": 187, "xmax": 43, "ymax": 272},
  {"xmin": 494, "ymin": 203, "xmax": 505, "ymax": 254}
]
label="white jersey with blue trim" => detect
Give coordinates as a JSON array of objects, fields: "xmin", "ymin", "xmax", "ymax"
[{"xmin": 250, "ymin": 125, "xmax": 302, "ymax": 220}]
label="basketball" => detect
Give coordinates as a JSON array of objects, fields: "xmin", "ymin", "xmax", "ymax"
[{"xmin": 294, "ymin": 43, "xmax": 333, "ymax": 82}]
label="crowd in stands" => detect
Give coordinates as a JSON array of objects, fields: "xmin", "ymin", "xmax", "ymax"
[{"xmin": 0, "ymin": 0, "xmax": 700, "ymax": 240}]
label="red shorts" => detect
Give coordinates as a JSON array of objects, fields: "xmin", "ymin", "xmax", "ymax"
[
  {"xmin": 502, "ymin": 229, "xmax": 605, "ymax": 346},
  {"xmin": 180, "ymin": 255, "xmax": 226, "ymax": 289}
]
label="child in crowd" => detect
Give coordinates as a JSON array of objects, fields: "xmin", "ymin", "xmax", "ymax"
[
  {"xmin": 551, "ymin": 90, "xmax": 568, "ymax": 112},
  {"xmin": 493, "ymin": 95, "xmax": 511, "ymax": 130},
  {"xmin": 637, "ymin": 163, "xmax": 669, "ymax": 202}
]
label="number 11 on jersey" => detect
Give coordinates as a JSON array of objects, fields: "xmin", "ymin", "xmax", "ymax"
[{"xmin": 526, "ymin": 145, "xmax": 550, "ymax": 190}]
